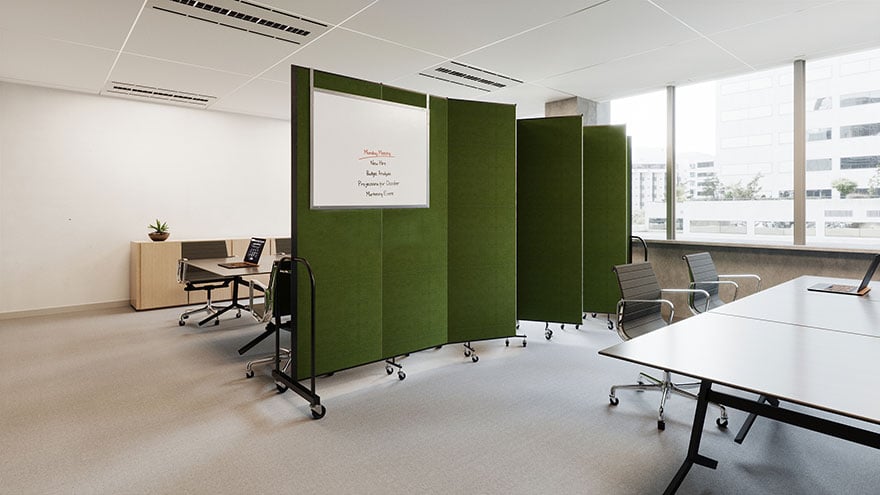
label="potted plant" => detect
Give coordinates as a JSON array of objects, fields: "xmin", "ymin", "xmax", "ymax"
[{"xmin": 148, "ymin": 219, "xmax": 170, "ymax": 241}]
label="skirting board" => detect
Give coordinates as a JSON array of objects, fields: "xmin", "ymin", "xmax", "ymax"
[{"xmin": 0, "ymin": 300, "xmax": 131, "ymax": 321}]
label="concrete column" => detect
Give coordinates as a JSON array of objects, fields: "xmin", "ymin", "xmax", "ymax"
[{"xmin": 545, "ymin": 96, "xmax": 599, "ymax": 125}]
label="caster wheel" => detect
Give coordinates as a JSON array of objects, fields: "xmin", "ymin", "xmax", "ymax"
[
  {"xmin": 575, "ymin": 324, "xmax": 580, "ymax": 330},
  {"xmin": 545, "ymin": 330, "xmax": 553, "ymax": 340},
  {"xmin": 607, "ymin": 321, "xmax": 614, "ymax": 330},
  {"xmin": 609, "ymin": 396, "xmax": 619, "ymax": 406},
  {"xmin": 214, "ymin": 319, "xmax": 220, "ymax": 326},
  {"xmin": 464, "ymin": 349, "xmax": 471, "ymax": 357},
  {"xmin": 516, "ymin": 323, "xmax": 520, "ymax": 330},
  {"xmin": 657, "ymin": 420, "xmax": 666, "ymax": 431},
  {"xmin": 561, "ymin": 324, "xmax": 565, "ymax": 330},
  {"xmin": 505, "ymin": 339, "xmax": 510, "ymax": 347},
  {"xmin": 385, "ymin": 366, "xmax": 393, "ymax": 375},
  {"xmin": 245, "ymin": 370, "xmax": 254, "ymax": 378},
  {"xmin": 398, "ymin": 371, "xmax": 406, "ymax": 380},
  {"xmin": 311, "ymin": 404, "xmax": 326, "ymax": 419},
  {"xmin": 276, "ymin": 383, "xmax": 288, "ymax": 393},
  {"xmin": 472, "ymin": 355, "xmax": 479, "ymax": 363},
  {"xmin": 178, "ymin": 320, "xmax": 185, "ymax": 326},
  {"xmin": 592, "ymin": 313, "xmax": 597, "ymax": 318},
  {"xmin": 522, "ymin": 340, "xmax": 527, "ymax": 347},
  {"xmin": 716, "ymin": 418, "xmax": 728, "ymax": 428}
]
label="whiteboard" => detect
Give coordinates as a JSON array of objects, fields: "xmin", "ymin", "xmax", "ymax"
[{"xmin": 311, "ymin": 89, "xmax": 429, "ymax": 209}]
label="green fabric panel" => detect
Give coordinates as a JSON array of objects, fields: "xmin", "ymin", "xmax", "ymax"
[
  {"xmin": 380, "ymin": 85, "xmax": 428, "ymax": 108},
  {"xmin": 582, "ymin": 125, "xmax": 630, "ymax": 314},
  {"xmin": 295, "ymin": 69, "xmax": 384, "ymax": 377},
  {"xmin": 313, "ymin": 70, "xmax": 380, "ymax": 98},
  {"xmin": 381, "ymin": 96, "xmax": 448, "ymax": 357},
  {"xmin": 447, "ymin": 99, "xmax": 517, "ymax": 343},
  {"xmin": 516, "ymin": 116, "xmax": 583, "ymax": 324}
]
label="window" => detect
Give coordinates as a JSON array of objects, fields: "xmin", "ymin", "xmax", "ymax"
[
  {"xmin": 675, "ymin": 67, "xmax": 791, "ymax": 244},
  {"xmin": 807, "ymin": 158, "xmax": 832, "ymax": 171},
  {"xmin": 610, "ymin": 90, "xmax": 667, "ymax": 239},
  {"xmin": 840, "ymin": 123, "xmax": 880, "ymax": 138},
  {"xmin": 807, "ymin": 128, "xmax": 832, "ymax": 141},
  {"xmin": 840, "ymin": 155, "xmax": 880, "ymax": 169},
  {"xmin": 840, "ymin": 90, "xmax": 880, "ymax": 107},
  {"xmin": 807, "ymin": 47, "xmax": 880, "ymax": 247}
]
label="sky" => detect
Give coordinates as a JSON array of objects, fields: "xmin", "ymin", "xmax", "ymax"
[{"xmin": 609, "ymin": 81, "xmax": 717, "ymax": 156}]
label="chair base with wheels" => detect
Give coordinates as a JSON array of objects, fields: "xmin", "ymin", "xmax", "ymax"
[
  {"xmin": 609, "ymin": 370, "xmax": 728, "ymax": 431},
  {"xmin": 178, "ymin": 279, "xmax": 234, "ymax": 326},
  {"xmin": 610, "ymin": 262, "xmax": 728, "ymax": 430}
]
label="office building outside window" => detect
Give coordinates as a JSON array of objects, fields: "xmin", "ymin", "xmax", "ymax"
[
  {"xmin": 609, "ymin": 90, "xmax": 666, "ymax": 239},
  {"xmin": 675, "ymin": 66, "xmax": 793, "ymax": 244},
  {"xmin": 806, "ymin": 46, "xmax": 880, "ymax": 246}
]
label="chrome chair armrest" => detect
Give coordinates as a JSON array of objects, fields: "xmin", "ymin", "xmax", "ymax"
[
  {"xmin": 661, "ymin": 288, "xmax": 711, "ymax": 313},
  {"xmin": 617, "ymin": 298, "xmax": 676, "ymax": 325},
  {"xmin": 719, "ymin": 273, "xmax": 762, "ymax": 293},
  {"xmin": 176, "ymin": 258, "xmax": 188, "ymax": 284},
  {"xmin": 689, "ymin": 279, "xmax": 740, "ymax": 300}
]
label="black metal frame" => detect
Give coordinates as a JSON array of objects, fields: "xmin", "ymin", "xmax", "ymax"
[
  {"xmin": 270, "ymin": 256, "xmax": 324, "ymax": 419},
  {"xmin": 664, "ymin": 380, "xmax": 880, "ymax": 494}
]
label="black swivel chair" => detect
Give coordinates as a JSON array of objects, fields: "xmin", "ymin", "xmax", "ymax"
[
  {"xmin": 681, "ymin": 252, "xmax": 762, "ymax": 314},
  {"xmin": 274, "ymin": 237, "xmax": 292, "ymax": 255},
  {"xmin": 239, "ymin": 256, "xmax": 294, "ymax": 379},
  {"xmin": 610, "ymin": 262, "xmax": 728, "ymax": 431},
  {"xmin": 177, "ymin": 240, "xmax": 236, "ymax": 326}
]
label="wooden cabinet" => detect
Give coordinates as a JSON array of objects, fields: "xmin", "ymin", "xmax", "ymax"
[
  {"xmin": 130, "ymin": 238, "xmax": 285, "ymax": 310},
  {"xmin": 130, "ymin": 239, "xmax": 235, "ymax": 310}
]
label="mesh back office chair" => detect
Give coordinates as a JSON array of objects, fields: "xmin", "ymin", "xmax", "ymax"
[
  {"xmin": 610, "ymin": 262, "xmax": 728, "ymax": 430},
  {"xmin": 681, "ymin": 252, "xmax": 762, "ymax": 315},
  {"xmin": 239, "ymin": 257, "xmax": 294, "ymax": 380},
  {"xmin": 177, "ymin": 240, "xmax": 235, "ymax": 326}
]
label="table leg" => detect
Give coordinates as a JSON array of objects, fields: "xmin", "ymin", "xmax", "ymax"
[
  {"xmin": 735, "ymin": 395, "xmax": 780, "ymax": 444},
  {"xmin": 664, "ymin": 380, "xmax": 719, "ymax": 495}
]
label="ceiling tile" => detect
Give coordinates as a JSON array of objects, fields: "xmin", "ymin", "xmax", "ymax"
[
  {"xmin": 479, "ymin": 83, "xmax": 575, "ymax": 119},
  {"xmin": 124, "ymin": 4, "xmax": 300, "ymax": 76},
  {"xmin": 340, "ymin": 0, "xmax": 608, "ymax": 58},
  {"xmin": 0, "ymin": 29, "xmax": 117, "ymax": 92},
  {"xmin": 652, "ymin": 0, "xmax": 833, "ymax": 35},
  {"xmin": 258, "ymin": 0, "xmax": 378, "ymax": 25},
  {"xmin": 459, "ymin": 0, "xmax": 699, "ymax": 83},
  {"xmin": 263, "ymin": 28, "xmax": 445, "ymax": 84},
  {"xmin": 211, "ymin": 78, "xmax": 290, "ymax": 120},
  {"xmin": 109, "ymin": 53, "xmax": 251, "ymax": 100},
  {"xmin": 540, "ymin": 37, "xmax": 749, "ymax": 102},
  {"xmin": 711, "ymin": 2, "xmax": 880, "ymax": 69},
  {"xmin": 389, "ymin": 72, "xmax": 491, "ymax": 101},
  {"xmin": 0, "ymin": 0, "xmax": 143, "ymax": 49}
]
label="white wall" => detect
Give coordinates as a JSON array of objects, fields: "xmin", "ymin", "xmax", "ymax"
[{"xmin": 0, "ymin": 82, "xmax": 291, "ymax": 314}]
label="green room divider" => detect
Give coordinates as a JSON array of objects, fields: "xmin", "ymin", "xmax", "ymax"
[
  {"xmin": 516, "ymin": 116, "xmax": 584, "ymax": 325},
  {"xmin": 292, "ymin": 68, "xmax": 515, "ymax": 377},
  {"xmin": 582, "ymin": 125, "xmax": 631, "ymax": 315},
  {"xmin": 447, "ymin": 99, "xmax": 517, "ymax": 344}
]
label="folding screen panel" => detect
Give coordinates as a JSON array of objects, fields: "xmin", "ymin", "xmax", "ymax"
[
  {"xmin": 582, "ymin": 125, "xmax": 631, "ymax": 315},
  {"xmin": 516, "ymin": 116, "xmax": 583, "ymax": 324},
  {"xmin": 446, "ymin": 99, "xmax": 517, "ymax": 343}
]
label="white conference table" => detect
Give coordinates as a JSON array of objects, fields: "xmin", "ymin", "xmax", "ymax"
[{"xmin": 599, "ymin": 276, "xmax": 880, "ymax": 494}]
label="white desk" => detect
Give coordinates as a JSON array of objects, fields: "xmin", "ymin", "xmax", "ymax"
[
  {"xmin": 712, "ymin": 275, "xmax": 880, "ymax": 337},
  {"xmin": 599, "ymin": 284, "xmax": 880, "ymax": 494}
]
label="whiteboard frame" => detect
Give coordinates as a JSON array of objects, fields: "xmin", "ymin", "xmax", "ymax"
[{"xmin": 310, "ymin": 87, "xmax": 430, "ymax": 210}]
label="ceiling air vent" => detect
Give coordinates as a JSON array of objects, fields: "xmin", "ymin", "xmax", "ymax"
[
  {"xmin": 101, "ymin": 81, "xmax": 217, "ymax": 108},
  {"xmin": 419, "ymin": 61, "xmax": 523, "ymax": 93},
  {"xmin": 149, "ymin": 0, "xmax": 328, "ymax": 44}
]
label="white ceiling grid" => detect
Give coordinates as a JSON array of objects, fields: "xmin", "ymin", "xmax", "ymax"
[{"xmin": 0, "ymin": 0, "xmax": 878, "ymax": 120}]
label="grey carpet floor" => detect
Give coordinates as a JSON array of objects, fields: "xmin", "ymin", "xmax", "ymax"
[{"xmin": 0, "ymin": 305, "xmax": 877, "ymax": 494}]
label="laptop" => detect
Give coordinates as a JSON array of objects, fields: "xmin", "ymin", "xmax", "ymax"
[
  {"xmin": 807, "ymin": 253, "xmax": 880, "ymax": 296},
  {"xmin": 218, "ymin": 237, "xmax": 266, "ymax": 269}
]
